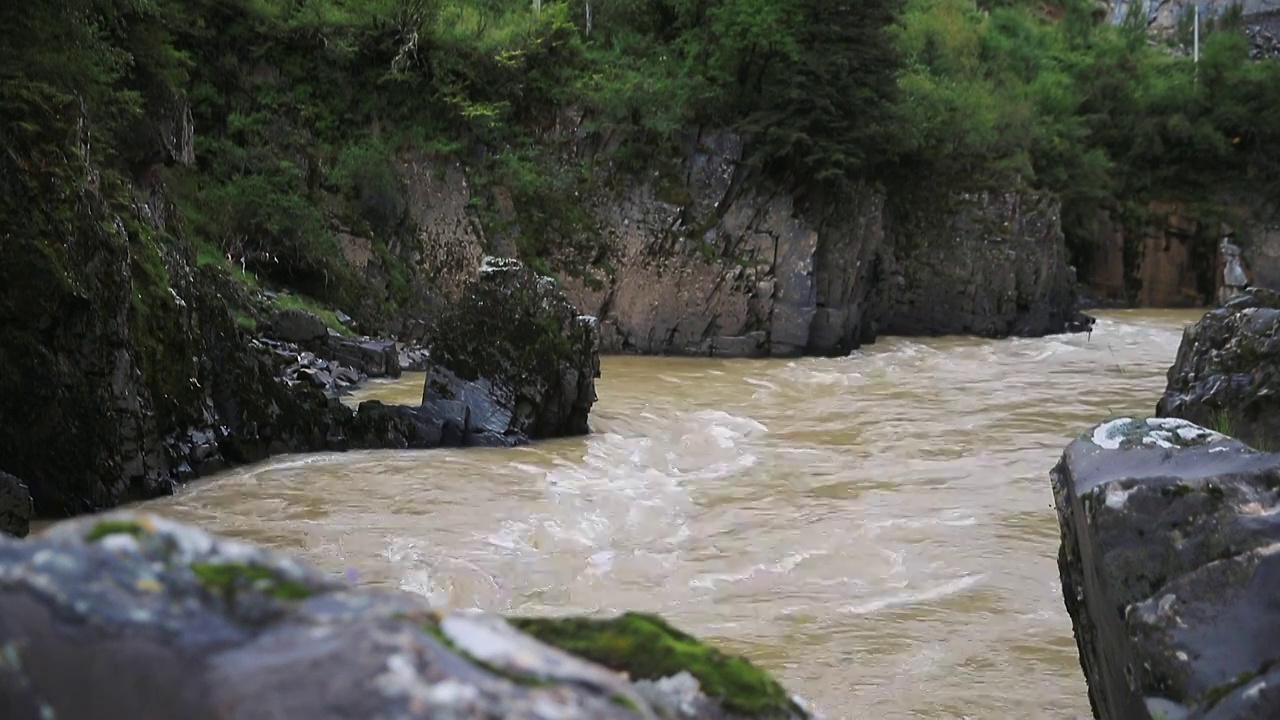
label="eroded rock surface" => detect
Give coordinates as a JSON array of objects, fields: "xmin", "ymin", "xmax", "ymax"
[
  {"xmin": 554, "ymin": 133, "xmax": 1088, "ymax": 357},
  {"xmin": 1052, "ymin": 417, "xmax": 1280, "ymax": 720},
  {"xmin": 1157, "ymin": 288, "xmax": 1280, "ymax": 448},
  {"xmin": 0, "ymin": 513, "xmax": 811, "ymax": 720}
]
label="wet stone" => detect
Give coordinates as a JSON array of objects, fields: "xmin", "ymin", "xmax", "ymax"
[
  {"xmin": 1052, "ymin": 417, "xmax": 1280, "ymax": 720},
  {"xmin": 0, "ymin": 513, "xmax": 813, "ymax": 720}
]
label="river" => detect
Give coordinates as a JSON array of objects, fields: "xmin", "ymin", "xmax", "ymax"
[{"xmin": 140, "ymin": 309, "xmax": 1202, "ymax": 719}]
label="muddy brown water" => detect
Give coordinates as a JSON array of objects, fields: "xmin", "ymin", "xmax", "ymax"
[{"xmin": 137, "ymin": 309, "xmax": 1204, "ymax": 719}]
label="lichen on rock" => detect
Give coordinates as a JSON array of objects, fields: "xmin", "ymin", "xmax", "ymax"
[{"xmin": 1052, "ymin": 417, "xmax": 1280, "ymax": 720}]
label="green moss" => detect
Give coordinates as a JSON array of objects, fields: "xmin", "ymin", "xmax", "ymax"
[
  {"xmin": 1201, "ymin": 656, "xmax": 1280, "ymax": 709},
  {"xmin": 190, "ymin": 561, "xmax": 313, "ymax": 601},
  {"xmin": 86, "ymin": 520, "xmax": 148, "ymax": 542},
  {"xmin": 271, "ymin": 292, "xmax": 349, "ymax": 335},
  {"xmin": 509, "ymin": 613, "xmax": 800, "ymax": 717}
]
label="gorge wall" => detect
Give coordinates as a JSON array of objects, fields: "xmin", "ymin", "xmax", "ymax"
[
  {"xmin": 1074, "ymin": 198, "xmax": 1280, "ymax": 308},
  {"xmin": 371, "ymin": 132, "xmax": 1090, "ymax": 359}
]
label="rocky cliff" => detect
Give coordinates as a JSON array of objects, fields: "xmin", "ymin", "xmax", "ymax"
[
  {"xmin": 0, "ymin": 82, "xmax": 599, "ymax": 521},
  {"xmin": 0, "ymin": 512, "xmax": 812, "ymax": 720},
  {"xmin": 1075, "ymin": 200, "xmax": 1280, "ymax": 309},
  {"xmin": 1052, "ymin": 417, "xmax": 1280, "ymax": 720},
  {"xmin": 386, "ymin": 133, "xmax": 1089, "ymax": 359}
]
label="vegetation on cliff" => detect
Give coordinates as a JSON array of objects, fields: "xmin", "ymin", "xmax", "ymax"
[{"xmin": 7, "ymin": 0, "xmax": 1278, "ymax": 317}]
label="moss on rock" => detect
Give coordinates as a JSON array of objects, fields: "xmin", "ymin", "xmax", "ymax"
[
  {"xmin": 190, "ymin": 561, "xmax": 314, "ymax": 602},
  {"xmin": 509, "ymin": 612, "xmax": 801, "ymax": 718},
  {"xmin": 86, "ymin": 519, "xmax": 149, "ymax": 542}
]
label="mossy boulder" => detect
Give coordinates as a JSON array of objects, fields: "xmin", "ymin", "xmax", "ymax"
[
  {"xmin": 0, "ymin": 512, "xmax": 812, "ymax": 720},
  {"xmin": 510, "ymin": 613, "xmax": 808, "ymax": 718},
  {"xmin": 427, "ymin": 257, "xmax": 600, "ymax": 440}
]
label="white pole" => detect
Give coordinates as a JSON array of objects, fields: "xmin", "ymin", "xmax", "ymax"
[
  {"xmin": 1194, "ymin": 3, "xmax": 1200, "ymax": 64},
  {"xmin": 534, "ymin": 0, "xmax": 541, "ymax": 16}
]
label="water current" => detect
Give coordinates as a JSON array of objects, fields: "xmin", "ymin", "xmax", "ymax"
[{"xmin": 141, "ymin": 309, "xmax": 1205, "ymax": 719}]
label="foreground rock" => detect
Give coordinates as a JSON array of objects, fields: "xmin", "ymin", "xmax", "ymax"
[
  {"xmin": 0, "ymin": 471, "xmax": 31, "ymax": 538},
  {"xmin": 1052, "ymin": 417, "xmax": 1280, "ymax": 720},
  {"xmin": 0, "ymin": 513, "xmax": 811, "ymax": 720},
  {"xmin": 1156, "ymin": 288, "xmax": 1280, "ymax": 449}
]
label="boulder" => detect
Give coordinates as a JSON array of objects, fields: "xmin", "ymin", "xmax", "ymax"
[
  {"xmin": 427, "ymin": 257, "xmax": 600, "ymax": 440},
  {"xmin": 0, "ymin": 471, "xmax": 32, "ymax": 538},
  {"xmin": 1156, "ymin": 288, "xmax": 1280, "ymax": 449},
  {"xmin": 0, "ymin": 512, "xmax": 812, "ymax": 720},
  {"xmin": 324, "ymin": 336, "xmax": 400, "ymax": 378},
  {"xmin": 263, "ymin": 309, "xmax": 330, "ymax": 344},
  {"xmin": 1052, "ymin": 417, "xmax": 1280, "ymax": 720}
]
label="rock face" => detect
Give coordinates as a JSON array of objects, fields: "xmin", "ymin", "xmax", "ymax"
[
  {"xmin": 551, "ymin": 134, "xmax": 1087, "ymax": 356},
  {"xmin": 0, "ymin": 512, "xmax": 811, "ymax": 720},
  {"xmin": 0, "ymin": 472, "xmax": 31, "ymax": 538},
  {"xmin": 876, "ymin": 191, "xmax": 1086, "ymax": 337},
  {"xmin": 1052, "ymin": 417, "xmax": 1280, "ymax": 720},
  {"xmin": 1156, "ymin": 288, "xmax": 1280, "ymax": 449},
  {"xmin": 1105, "ymin": 0, "xmax": 1280, "ymax": 32}
]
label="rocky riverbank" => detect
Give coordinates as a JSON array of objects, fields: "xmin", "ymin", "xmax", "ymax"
[
  {"xmin": 1053, "ymin": 289, "xmax": 1280, "ymax": 719},
  {"xmin": 0, "ymin": 512, "xmax": 812, "ymax": 720},
  {"xmin": 0, "ymin": 239, "xmax": 598, "ymax": 536}
]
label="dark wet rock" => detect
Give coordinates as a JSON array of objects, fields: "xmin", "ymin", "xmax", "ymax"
[
  {"xmin": 876, "ymin": 191, "xmax": 1092, "ymax": 338},
  {"xmin": 263, "ymin": 308, "xmax": 330, "ymax": 344},
  {"xmin": 0, "ymin": 513, "xmax": 813, "ymax": 720},
  {"xmin": 1052, "ymin": 416, "xmax": 1280, "ymax": 720},
  {"xmin": 429, "ymin": 257, "xmax": 600, "ymax": 440},
  {"xmin": 0, "ymin": 471, "xmax": 32, "ymax": 538},
  {"xmin": 1156, "ymin": 288, "xmax": 1280, "ymax": 449},
  {"xmin": 399, "ymin": 345, "xmax": 431, "ymax": 372},
  {"xmin": 326, "ymin": 336, "xmax": 399, "ymax": 379}
]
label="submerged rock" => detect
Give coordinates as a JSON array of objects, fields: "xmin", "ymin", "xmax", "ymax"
[
  {"xmin": 1052, "ymin": 417, "xmax": 1280, "ymax": 720},
  {"xmin": 0, "ymin": 513, "xmax": 811, "ymax": 720},
  {"xmin": 0, "ymin": 471, "xmax": 32, "ymax": 538},
  {"xmin": 1156, "ymin": 288, "xmax": 1280, "ymax": 448}
]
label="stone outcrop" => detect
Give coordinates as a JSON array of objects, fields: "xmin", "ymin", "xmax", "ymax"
[
  {"xmin": 1072, "ymin": 194, "xmax": 1279, "ymax": 310},
  {"xmin": 0, "ymin": 512, "xmax": 812, "ymax": 720},
  {"xmin": 429, "ymin": 257, "xmax": 600, "ymax": 440},
  {"xmin": 552, "ymin": 133, "xmax": 1088, "ymax": 357},
  {"xmin": 1156, "ymin": 288, "xmax": 1280, "ymax": 449},
  {"xmin": 1052, "ymin": 417, "xmax": 1280, "ymax": 720},
  {"xmin": 876, "ymin": 191, "xmax": 1089, "ymax": 337},
  {"xmin": 0, "ymin": 471, "xmax": 31, "ymax": 538}
]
